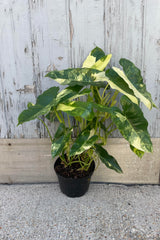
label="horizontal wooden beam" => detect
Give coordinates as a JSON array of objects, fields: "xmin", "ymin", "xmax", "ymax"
[{"xmin": 0, "ymin": 138, "xmax": 159, "ymax": 184}]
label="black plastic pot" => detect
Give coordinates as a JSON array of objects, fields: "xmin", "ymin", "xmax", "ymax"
[{"xmin": 54, "ymin": 158, "xmax": 95, "ymax": 198}]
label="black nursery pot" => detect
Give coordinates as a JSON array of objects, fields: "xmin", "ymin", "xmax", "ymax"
[{"xmin": 54, "ymin": 157, "xmax": 95, "ymax": 198}]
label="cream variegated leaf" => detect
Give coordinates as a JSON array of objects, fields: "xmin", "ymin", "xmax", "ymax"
[
  {"xmin": 109, "ymin": 96, "xmax": 153, "ymax": 153},
  {"xmin": 114, "ymin": 58, "xmax": 156, "ymax": 109},
  {"xmin": 99, "ymin": 70, "xmax": 139, "ymax": 104},
  {"xmin": 82, "ymin": 46, "xmax": 111, "ymax": 71},
  {"xmin": 91, "ymin": 54, "xmax": 112, "ymax": 71}
]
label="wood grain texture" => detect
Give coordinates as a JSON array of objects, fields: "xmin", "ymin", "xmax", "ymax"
[
  {"xmin": 0, "ymin": 138, "xmax": 159, "ymax": 184},
  {"xmin": 0, "ymin": 0, "xmax": 160, "ymax": 138},
  {"xmin": 69, "ymin": 0, "xmax": 104, "ymax": 67},
  {"xmin": 141, "ymin": 0, "xmax": 160, "ymax": 136}
]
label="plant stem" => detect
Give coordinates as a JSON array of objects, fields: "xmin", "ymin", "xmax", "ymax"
[
  {"xmin": 78, "ymin": 155, "xmax": 83, "ymax": 168},
  {"xmin": 59, "ymin": 112, "xmax": 65, "ymax": 123},
  {"xmin": 38, "ymin": 117, "xmax": 53, "ymax": 142},
  {"xmin": 67, "ymin": 113, "xmax": 71, "ymax": 128},
  {"xmin": 55, "ymin": 111, "xmax": 62, "ymax": 123},
  {"xmin": 60, "ymin": 155, "xmax": 68, "ymax": 166},
  {"xmin": 106, "ymin": 127, "xmax": 117, "ymax": 137},
  {"xmin": 101, "ymin": 83, "xmax": 109, "ymax": 99},
  {"xmin": 95, "ymin": 86, "xmax": 102, "ymax": 102},
  {"xmin": 102, "ymin": 92, "xmax": 111, "ymax": 105},
  {"xmin": 68, "ymin": 160, "xmax": 83, "ymax": 166},
  {"xmin": 106, "ymin": 122, "xmax": 114, "ymax": 131}
]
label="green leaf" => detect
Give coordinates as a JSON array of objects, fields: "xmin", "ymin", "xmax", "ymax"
[
  {"xmin": 90, "ymin": 46, "xmax": 106, "ymax": 61},
  {"xmin": 92, "ymin": 102, "xmax": 111, "ymax": 113},
  {"xmin": 46, "ymin": 68, "xmax": 106, "ymax": 87},
  {"xmin": 85, "ymin": 117, "xmax": 97, "ymax": 131},
  {"xmin": 115, "ymin": 58, "xmax": 155, "ymax": 109},
  {"xmin": 57, "ymin": 101, "xmax": 94, "ymax": 121},
  {"xmin": 70, "ymin": 131, "xmax": 98, "ymax": 156},
  {"xmin": 54, "ymin": 123, "xmax": 66, "ymax": 139},
  {"xmin": 93, "ymin": 97, "xmax": 153, "ymax": 153},
  {"xmin": 73, "ymin": 88, "xmax": 91, "ymax": 99},
  {"xmin": 45, "ymin": 86, "xmax": 91, "ymax": 120},
  {"xmin": 27, "ymin": 102, "xmax": 34, "ymax": 108},
  {"xmin": 109, "ymin": 96, "xmax": 153, "ymax": 153},
  {"xmin": 99, "ymin": 122, "xmax": 108, "ymax": 139},
  {"xmin": 130, "ymin": 145, "xmax": 145, "ymax": 158},
  {"xmin": 56, "ymin": 86, "xmax": 91, "ymax": 104},
  {"xmin": 18, "ymin": 87, "xmax": 59, "ymax": 125},
  {"xmin": 105, "ymin": 69, "xmax": 138, "ymax": 105},
  {"xmin": 56, "ymin": 85, "xmax": 83, "ymax": 104},
  {"xmin": 94, "ymin": 144, "xmax": 123, "ymax": 173},
  {"xmin": 51, "ymin": 130, "xmax": 71, "ymax": 158}
]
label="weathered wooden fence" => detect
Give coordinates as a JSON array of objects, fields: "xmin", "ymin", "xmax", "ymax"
[{"xmin": 0, "ymin": 0, "xmax": 160, "ymax": 183}]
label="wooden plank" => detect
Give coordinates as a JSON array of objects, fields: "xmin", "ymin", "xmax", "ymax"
[
  {"xmin": 0, "ymin": 0, "xmax": 160, "ymax": 139},
  {"xmin": 0, "ymin": 138, "xmax": 159, "ymax": 184},
  {"xmin": 104, "ymin": 0, "xmax": 144, "ymax": 66},
  {"xmin": 0, "ymin": 139, "xmax": 54, "ymax": 184},
  {"xmin": 27, "ymin": 0, "xmax": 70, "ymax": 137},
  {"xmin": 0, "ymin": 0, "xmax": 37, "ymax": 138},
  {"xmin": 69, "ymin": 0, "xmax": 105, "ymax": 67},
  {"xmin": 0, "ymin": 0, "xmax": 70, "ymax": 138},
  {"xmin": 141, "ymin": 0, "xmax": 160, "ymax": 137}
]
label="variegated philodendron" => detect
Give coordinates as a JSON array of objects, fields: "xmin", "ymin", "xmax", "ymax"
[{"xmin": 18, "ymin": 47, "xmax": 156, "ymax": 173}]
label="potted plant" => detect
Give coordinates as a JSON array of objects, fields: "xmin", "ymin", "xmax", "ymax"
[{"xmin": 18, "ymin": 47, "xmax": 155, "ymax": 197}]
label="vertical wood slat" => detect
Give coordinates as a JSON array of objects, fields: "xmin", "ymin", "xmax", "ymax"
[
  {"xmin": 0, "ymin": 0, "xmax": 37, "ymax": 138},
  {"xmin": 0, "ymin": 0, "xmax": 160, "ymax": 138},
  {"xmin": 27, "ymin": 0, "xmax": 70, "ymax": 137},
  {"xmin": 104, "ymin": 0, "xmax": 144, "ymax": 66},
  {"xmin": 69, "ymin": 0, "xmax": 105, "ymax": 67},
  {"xmin": 142, "ymin": 0, "xmax": 160, "ymax": 137}
]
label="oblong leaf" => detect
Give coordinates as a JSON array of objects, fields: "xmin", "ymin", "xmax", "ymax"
[
  {"xmin": 105, "ymin": 69, "xmax": 138, "ymax": 104},
  {"xmin": 46, "ymin": 86, "xmax": 91, "ymax": 120},
  {"xmin": 46, "ymin": 68, "xmax": 106, "ymax": 87},
  {"xmin": 57, "ymin": 101, "xmax": 94, "ymax": 121},
  {"xmin": 70, "ymin": 132, "xmax": 98, "ymax": 157},
  {"xmin": 90, "ymin": 46, "xmax": 106, "ymax": 61},
  {"xmin": 94, "ymin": 144, "xmax": 123, "ymax": 173},
  {"xmin": 18, "ymin": 87, "xmax": 59, "ymax": 125},
  {"xmin": 110, "ymin": 96, "xmax": 153, "ymax": 153},
  {"xmin": 56, "ymin": 85, "xmax": 83, "ymax": 104},
  {"xmin": 56, "ymin": 86, "xmax": 91, "ymax": 104},
  {"xmin": 116, "ymin": 58, "xmax": 155, "ymax": 109},
  {"xmin": 51, "ymin": 131, "xmax": 71, "ymax": 158}
]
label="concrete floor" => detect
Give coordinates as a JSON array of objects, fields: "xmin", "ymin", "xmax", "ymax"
[{"xmin": 0, "ymin": 183, "xmax": 160, "ymax": 240}]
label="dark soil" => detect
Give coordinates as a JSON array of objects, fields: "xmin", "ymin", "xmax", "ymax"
[{"xmin": 54, "ymin": 158, "xmax": 95, "ymax": 179}]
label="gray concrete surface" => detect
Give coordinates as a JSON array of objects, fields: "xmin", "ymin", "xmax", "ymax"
[{"xmin": 0, "ymin": 184, "xmax": 160, "ymax": 240}]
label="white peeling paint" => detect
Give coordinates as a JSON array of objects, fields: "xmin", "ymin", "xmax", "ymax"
[{"xmin": 0, "ymin": 0, "xmax": 159, "ymax": 138}]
